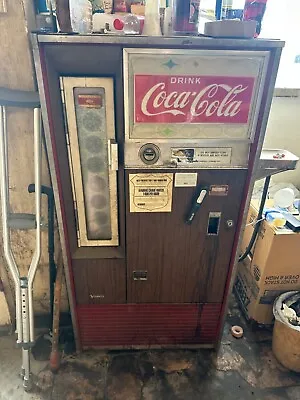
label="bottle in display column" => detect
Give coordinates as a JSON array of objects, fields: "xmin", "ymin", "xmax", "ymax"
[{"xmin": 172, "ymin": 0, "xmax": 200, "ymax": 35}]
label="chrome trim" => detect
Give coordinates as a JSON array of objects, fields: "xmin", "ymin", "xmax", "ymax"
[
  {"xmin": 35, "ymin": 34, "xmax": 284, "ymax": 49},
  {"xmin": 124, "ymin": 141, "xmax": 250, "ymax": 169}
]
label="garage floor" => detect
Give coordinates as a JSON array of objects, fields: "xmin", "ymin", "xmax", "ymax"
[{"xmin": 0, "ymin": 298, "xmax": 300, "ymax": 400}]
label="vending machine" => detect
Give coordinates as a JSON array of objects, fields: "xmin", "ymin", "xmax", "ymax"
[{"xmin": 33, "ymin": 35, "xmax": 284, "ymax": 350}]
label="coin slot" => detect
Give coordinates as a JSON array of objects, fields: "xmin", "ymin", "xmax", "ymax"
[{"xmin": 207, "ymin": 212, "xmax": 221, "ymax": 235}]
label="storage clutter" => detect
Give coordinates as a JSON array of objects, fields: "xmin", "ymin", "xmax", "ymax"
[{"xmin": 235, "ymin": 200, "xmax": 300, "ymax": 325}]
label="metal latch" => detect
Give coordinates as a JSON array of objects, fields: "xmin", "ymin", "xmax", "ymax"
[{"xmin": 108, "ymin": 139, "xmax": 118, "ymax": 171}]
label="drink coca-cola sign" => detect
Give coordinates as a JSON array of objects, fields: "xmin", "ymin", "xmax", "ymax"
[{"xmin": 134, "ymin": 75, "xmax": 255, "ymax": 124}]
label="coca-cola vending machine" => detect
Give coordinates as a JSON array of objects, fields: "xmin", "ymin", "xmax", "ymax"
[{"xmin": 32, "ymin": 35, "xmax": 283, "ymax": 350}]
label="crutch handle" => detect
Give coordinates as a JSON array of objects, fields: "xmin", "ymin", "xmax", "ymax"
[{"xmin": 0, "ymin": 87, "xmax": 40, "ymax": 109}]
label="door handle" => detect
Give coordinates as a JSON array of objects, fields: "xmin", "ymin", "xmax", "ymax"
[
  {"xmin": 185, "ymin": 186, "xmax": 208, "ymax": 225},
  {"xmin": 108, "ymin": 140, "xmax": 118, "ymax": 171}
]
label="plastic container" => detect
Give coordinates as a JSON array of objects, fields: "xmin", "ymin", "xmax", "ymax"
[
  {"xmin": 265, "ymin": 210, "xmax": 286, "ymax": 228},
  {"xmin": 123, "ymin": 14, "xmax": 141, "ymax": 35},
  {"xmin": 273, "ymin": 291, "xmax": 300, "ymax": 372},
  {"xmin": 274, "ymin": 188, "xmax": 295, "ymax": 209},
  {"xmin": 70, "ymin": 0, "xmax": 93, "ymax": 33}
]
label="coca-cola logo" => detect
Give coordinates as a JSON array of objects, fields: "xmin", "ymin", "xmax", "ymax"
[{"xmin": 134, "ymin": 75, "xmax": 255, "ymax": 124}]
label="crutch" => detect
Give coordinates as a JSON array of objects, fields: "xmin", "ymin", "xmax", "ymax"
[{"xmin": 0, "ymin": 87, "xmax": 41, "ymax": 392}]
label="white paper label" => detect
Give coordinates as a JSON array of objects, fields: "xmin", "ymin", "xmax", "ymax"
[
  {"xmin": 175, "ymin": 173, "xmax": 197, "ymax": 187},
  {"xmin": 196, "ymin": 148, "xmax": 232, "ymax": 164},
  {"xmin": 129, "ymin": 173, "xmax": 173, "ymax": 213}
]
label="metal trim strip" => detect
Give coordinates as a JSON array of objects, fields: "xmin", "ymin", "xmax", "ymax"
[{"xmin": 35, "ymin": 34, "xmax": 285, "ymax": 49}]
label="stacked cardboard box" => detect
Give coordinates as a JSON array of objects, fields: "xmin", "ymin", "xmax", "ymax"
[{"xmin": 235, "ymin": 201, "xmax": 300, "ymax": 324}]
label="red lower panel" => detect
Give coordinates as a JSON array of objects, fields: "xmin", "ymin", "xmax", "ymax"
[{"xmin": 77, "ymin": 303, "xmax": 222, "ymax": 348}]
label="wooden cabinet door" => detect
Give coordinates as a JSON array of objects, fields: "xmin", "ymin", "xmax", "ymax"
[{"xmin": 126, "ymin": 169, "xmax": 247, "ymax": 303}]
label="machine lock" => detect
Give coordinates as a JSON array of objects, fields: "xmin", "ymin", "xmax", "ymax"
[
  {"xmin": 185, "ymin": 186, "xmax": 208, "ymax": 225},
  {"xmin": 139, "ymin": 143, "xmax": 160, "ymax": 165}
]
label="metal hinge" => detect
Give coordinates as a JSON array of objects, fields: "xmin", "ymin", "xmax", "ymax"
[
  {"xmin": 60, "ymin": 79, "xmax": 70, "ymax": 146},
  {"xmin": 74, "ymin": 204, "xmax": 80, "ymax": 240},
  {"xmin": 65, "ymin": 123, "xmax": 70, "ymax": 146},
  {"xmin": 59, "ymin": 77, "xmax": 65, "ymax": 103}
]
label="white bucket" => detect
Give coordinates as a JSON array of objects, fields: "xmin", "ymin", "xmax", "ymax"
[{"xmin": 272, "ymin": 291, "xmax": 300, "ymax": 372}]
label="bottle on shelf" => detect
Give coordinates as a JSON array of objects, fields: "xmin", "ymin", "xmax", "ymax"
[{"xmin": 142, "ymin": 0, "xmax": 162, "ymax": 36}]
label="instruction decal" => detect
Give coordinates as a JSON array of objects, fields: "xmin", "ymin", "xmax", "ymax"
[
  {"xmin": 129, "ymin": 173, "xmax": 173, "ymax": 213},
  {"xmin": 197, "ymin": 148, "xmax": 232, "ymax": 164}
]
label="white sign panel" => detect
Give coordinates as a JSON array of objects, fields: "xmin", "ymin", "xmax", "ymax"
[{"xmin": 175, "ymin": 173, "xmax": 198, "ymax": 187}]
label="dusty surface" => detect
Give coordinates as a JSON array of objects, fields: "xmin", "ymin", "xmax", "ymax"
[{"xmin": 1, "ymin": 298, "xmax": 300, "ymax": 400}]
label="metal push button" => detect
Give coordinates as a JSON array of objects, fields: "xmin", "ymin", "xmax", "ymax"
[{"xmin": 139, "ymin": 143, "xmax": 160, "ymax": 165}]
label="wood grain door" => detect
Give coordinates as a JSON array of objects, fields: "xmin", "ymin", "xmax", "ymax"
[{"xmin": 126, "ymin": 169, "xmax": 247, "ymax": 304}]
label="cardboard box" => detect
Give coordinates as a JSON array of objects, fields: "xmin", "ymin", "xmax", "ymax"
[{"xmin": 235, "ymin": 201, "xmax": 300, "ymax": 324}]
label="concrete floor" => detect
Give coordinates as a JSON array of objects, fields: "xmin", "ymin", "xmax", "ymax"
[{"xmin": 1, "ymin": 298, "xmax": 300, "ymax": 400}]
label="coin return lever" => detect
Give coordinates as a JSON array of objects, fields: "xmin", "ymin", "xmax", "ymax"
[{"xmin": 185, "ymin": 186, "xmax": 208, "ymax": 224}]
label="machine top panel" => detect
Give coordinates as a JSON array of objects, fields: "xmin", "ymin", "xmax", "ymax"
[{"xmin": 35, "ymin": 34, "xmax": 284, "ymax": 49}]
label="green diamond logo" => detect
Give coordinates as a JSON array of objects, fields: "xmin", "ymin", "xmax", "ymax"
[
  {"xmin": 163, "ymin": 59, "xmax": 178, "ymax": 69},
  {"xmin": 162, "ymin": 127, "xmax": 173, "ymax": 136}
]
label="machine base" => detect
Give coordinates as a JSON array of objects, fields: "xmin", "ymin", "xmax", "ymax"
[{"xmin": 77, "ymin": 303, "xmax": 222, "ymax": 349}]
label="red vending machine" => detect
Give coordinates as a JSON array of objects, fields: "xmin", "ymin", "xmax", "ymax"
[{"xmin": 33, "ymin": 35, "xmax": 283, "ymax": 350}]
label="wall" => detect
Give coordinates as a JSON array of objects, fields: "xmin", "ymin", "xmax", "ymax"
[
  {"xmin": 0, "ymin": 0, "xmax": 68, "ymax": 325},
  {"xmin": 0, "ymin": 291, "xmax": 10, "ymax": 328},
  {"xmin": 260, "ymin": 0, "xmax": 300, "ymax": 89},
  {"xmin": 263, "ymin": 95, "xmax": 300, "ymax": 189}
]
